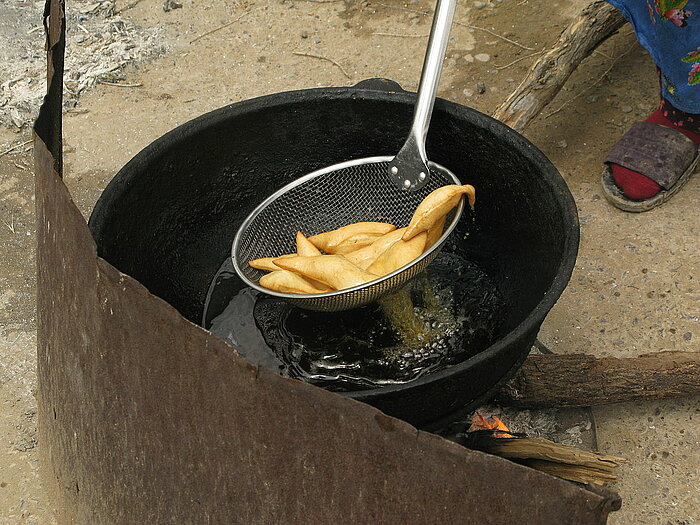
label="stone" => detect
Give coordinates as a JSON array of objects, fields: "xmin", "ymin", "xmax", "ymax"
[{"xmin": 475, "ymin": 53, "xmax": 490, "ymax": 62}]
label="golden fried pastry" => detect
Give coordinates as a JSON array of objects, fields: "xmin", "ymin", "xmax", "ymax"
[
  {"xmin": 331, "ymin": 233, "xmax": 389, "ymax": 254},
  {"xmin": 343, "ymin": 228, "xmax": 407, "ymax": 270},
  {"xmin": 425, "ymin": 215, "xmax": 446, "ymax": 251},
  {"xmin": 308, "ymin": 222, "xmax": 396, "ymax": 253},
  {"xmin": 367, "ymin": 231, "xmax": 427, "ymax": 277},
  {"xmin": 248, "ymin": 254, "xmax": 296, "ymax": 272},
  {"xmin": 403, "ymin": 185, "xmax": 475, "ymax": 241},
  {"xmin": 294, "ymin": 232, "xmax": 332, "ymax": 288},
  {"xmin": 259, "ymin": 270, "xmax": 333, "ymax": 294},
  {"xmin": 296, "ymin": 231, "xmax": 322, "ymax": 256},
  {"xmin": 253, "ymin": 181, "xmax": 478, "ymax": 296},
  {"xmin": 274, "ymin": 255, "xmax": 377, "ymax": 290}
]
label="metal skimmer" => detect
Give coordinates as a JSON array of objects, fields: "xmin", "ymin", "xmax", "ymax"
[{"xmin": 232, "ymin": 0, "xmax": 462, "ymax": 311}]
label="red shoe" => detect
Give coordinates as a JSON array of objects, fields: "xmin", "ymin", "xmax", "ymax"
[{"xmin": 602, "ymin": 108, "xmax": 699, "ymax": 212}]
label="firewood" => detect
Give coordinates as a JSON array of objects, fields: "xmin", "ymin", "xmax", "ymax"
[
  {"xmin": 492, "ymin": 0, "xmax": 625, "ymax": 131},
  {"xmin": 497, "ymin": 351, "xmax": 700, "ymax": 408},
  {"xmin": 483, "ymin": 437, "xmax": 625, "ymax": 470},
  {"xmin": 463, "ymin": 435, "xmax": 625, "ymax": 485},
  {"xmin": 520, "ymin": 459, "xmax": 618, "ymax": 485}
]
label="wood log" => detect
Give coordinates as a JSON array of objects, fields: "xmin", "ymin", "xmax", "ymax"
[
  {"xmin": 492, "ymin": 0, "xmax": 625, "ymax": 131},
  {"xmin": 484, "ymin": 437, "xmax": 625, "ymax": 469},
  {"xmin": 497, "ymin": 351, "xmax": 700, "ymax": 408},
  {"xmin": 462, "ymin": 435, "xmax": 625, "ymax": 485},
  {"xmin": 520, "ymin": 460, "xmax": 617, "ymax": 485}
]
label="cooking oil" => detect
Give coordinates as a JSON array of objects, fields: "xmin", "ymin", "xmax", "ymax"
[{"xmin": 203, "ymin": 252, "xmax": 505, "ymax": 391}]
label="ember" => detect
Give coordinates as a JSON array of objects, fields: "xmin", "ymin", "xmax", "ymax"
[
  {"xmin": 458, "ymin": 411, "xmax": 625, "ymax": 486},
  {"xmin": 468, "ymin": 412, "xmax": 515, "ymax": 438}
]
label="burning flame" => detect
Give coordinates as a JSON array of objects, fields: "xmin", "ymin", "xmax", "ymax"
[{"xmin": 468, "ymin": 413, "xmax": 514, "ymax": 438}]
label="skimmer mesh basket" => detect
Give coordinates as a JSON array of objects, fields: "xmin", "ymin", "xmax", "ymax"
[{"xmin": 232, "ymin": 156, "xmax": 463, "ymax": 311}]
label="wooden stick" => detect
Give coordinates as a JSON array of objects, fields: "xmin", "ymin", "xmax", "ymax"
[
  {"xmin": 0, "ymin": 140, "xmax": 32, "ymax": 158},
  {"xmin": 485, "ymin": 437, "xmax": 625, "ymax": 469},
  {"xmin": 497, "ymin": 351, "xmax": 700, "ymax": 408},
  {"xmin": 373, "ymin": 2, "xmax": 532, "ymax": 50},
  {"xmin": 494, "ymin": 50, "xmax": 544, "ymax": 71},
  {"xmin": 520, "ymin": 459, "xmax": 618, "ymax": 485},
  {"xmin": 372, "ymin": 32, "xmax": 429, "ymax": 38},
  {"xmin": 464, "ymin": 24, "xmax": 533, "ymax": 51},
  {"xmin": 543, "ymin": 41, "xmax": 636, "ymax": 119},
  {"xmin": 98, "ymin": 80, "xmax": 143, "ymax": 88},
  {"xmin": 492, "ymin": 0, "xmax": 625, "ymax": 131},
  {"xmin": 464, "ymin": 434, "xmax": 624, "ymax": 485},
  {"xmin": 292, "ymin": 52, "xmax": 351, "ymax": 79},
  {"xmin": 189, "ymin": 11, "xmax": 251, "ymax": 44}
]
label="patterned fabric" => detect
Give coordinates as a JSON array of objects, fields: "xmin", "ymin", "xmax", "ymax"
[
  {"xmin": 607, "ymin": 0, "xmax": 700, "ymax": 112},
  {"xmin": 657, "ymin": 95, "xmax": 700, "ymax": 131}
]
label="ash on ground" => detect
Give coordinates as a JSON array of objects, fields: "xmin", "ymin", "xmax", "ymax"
[
  {"xmin": 1, "ymin": 0, "xmax": 167, "ymax": 129},
  {"xmin": 472, "ymin": 405, "xmax": 597, "ymax": 449},
  {"xmin": 464, "ymin": 344, "xmax": 598, "ymax": 449}
]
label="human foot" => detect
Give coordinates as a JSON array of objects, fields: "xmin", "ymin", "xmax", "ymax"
[
  {"xmin": 610, "ymin": 103, "xmax": 700, "ymax": 200},
  {"xmin": 601, "ymin": 102, "xmax": 699, "ymax": 212}
]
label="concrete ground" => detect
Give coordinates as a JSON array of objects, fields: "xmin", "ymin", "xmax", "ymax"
[{"xmin": 1, "ymin": 0, "xmax": 698, "ymax": 523}]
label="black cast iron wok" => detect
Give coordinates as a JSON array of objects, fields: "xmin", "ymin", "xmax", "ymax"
[{"xmin": 89, "ymin": 79, "xmax": 579, "ymax": 428}]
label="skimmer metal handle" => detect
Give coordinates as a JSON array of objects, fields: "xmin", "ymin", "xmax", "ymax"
[{"xmin": 388, "ymin": 0, "xmax": 456, "ymax": 192}]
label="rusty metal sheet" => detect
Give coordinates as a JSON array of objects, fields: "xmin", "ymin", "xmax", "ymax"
[{"xmin": 34, "ymin": 1, "xmax": 618, "ymax": 523}]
